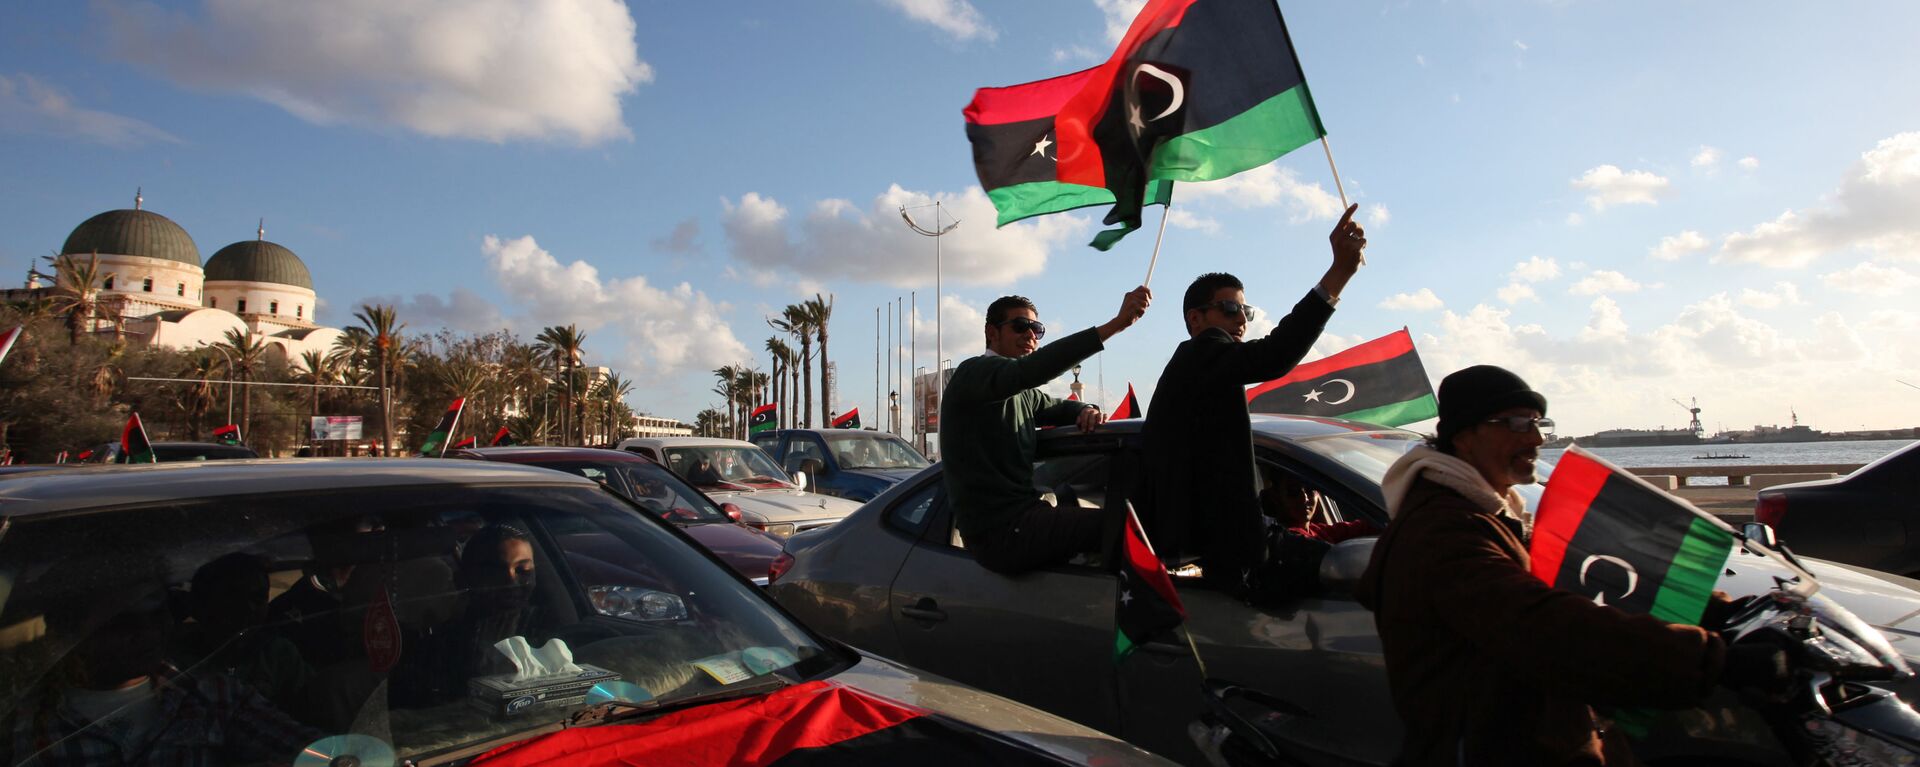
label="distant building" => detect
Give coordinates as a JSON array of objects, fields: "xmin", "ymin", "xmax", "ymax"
[
  {"xmin": 3, "ymin": 192, "xmax": 345, "ymax": 365},
  {"xmin": 630, "ymin": 414, "xmax": 693, "ymax": 438}
]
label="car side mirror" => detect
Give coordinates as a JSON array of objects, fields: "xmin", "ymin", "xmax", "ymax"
[
  {"xmin": 789, "ymin": 471, "xmax": 806, "ymax": 489},
  {"xmin": 1743, "ymin": 522, "xmax": 1778, "ymax": 549},
  {"xmin": 797, "ymin": 459, "xmax": 825, "ymax": 491},
  {"xmin": 1318, "ymin": 536, "xmax": 1378, "ymax": 597},
  {"xmin": 722, "ymin": 502, "xmax": 745, "ymax": 523}
]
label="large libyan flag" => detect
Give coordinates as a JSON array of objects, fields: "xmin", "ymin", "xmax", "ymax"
[
  {"xmin": 965, "ymin": 0, "xmax": 1327, "ymax": 249},
  {"xmin": 1246, "ymin": 329, "xmax": 1437, "ymax": 426},
  {"xmin": 1530, "ymin": 447, "xmax": 1734, "ymax": 625}
]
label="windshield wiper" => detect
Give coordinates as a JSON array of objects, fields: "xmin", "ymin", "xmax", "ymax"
[{"xmin": 569, "ymin": 676, "xmax": 791, "ymax": 727}]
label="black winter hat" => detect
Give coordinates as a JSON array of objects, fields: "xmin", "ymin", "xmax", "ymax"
[{"xmin": 1435, "ymin": 365, "xmax": 1547, "ymax": 447}]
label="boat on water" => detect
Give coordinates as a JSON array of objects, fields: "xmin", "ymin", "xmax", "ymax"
[{"xmin": 1694, "ymin": 453, "xmax": 1751, "ymax": 460}]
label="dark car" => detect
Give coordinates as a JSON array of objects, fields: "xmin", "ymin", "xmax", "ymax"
[
  {"xmin": 1758, "ymin": 440, "xmax": 1920, "ymax": 576},
  {"xmin": 0, "ymin": 460, "xmax": 1170, "ymax": 766},
  {"xmin": 749, "ymin": 428, "xmax": 928, "ymax": 501},
  {"xmin": 770, "ymin": 415, "xmax": 1920, "ymax": 766},
  {"xmin": 452, "ymin": 446, "xmax": 785, "ymax": 584},
  {"xmin": 80, "ymin": 440, "xmax": 261, "ymax": 463}
]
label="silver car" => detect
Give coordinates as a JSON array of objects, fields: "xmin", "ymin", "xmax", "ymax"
[
  {"xmin": 769, "ymin": 415, "xmax": 1920, "ymax": 766},
  {"xmin": 616, "ymin": 436, "xmax": 861, "ymax": 537}
]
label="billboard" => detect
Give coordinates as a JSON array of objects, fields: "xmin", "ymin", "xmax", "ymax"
[
  {"xmin": 311, "ymin": 416, "xmax": 365, "ymax": 441},
  {"xmin": 913, "ymin": 368, "xmax": 953, "ymax": 433}
]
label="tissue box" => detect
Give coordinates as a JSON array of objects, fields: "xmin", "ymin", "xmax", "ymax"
[{"xmin": 468, "ymin": 664, "xmax": 621, "ymax": 718}]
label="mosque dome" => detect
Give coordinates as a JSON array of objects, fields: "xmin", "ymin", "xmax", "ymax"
[
  {"xmin": 204, "ymin": 239, "xmax": 313, "ymax": 290},
  {"xmin": 61, "ymin": 208, "xmax": 201, "ymax": 267}
]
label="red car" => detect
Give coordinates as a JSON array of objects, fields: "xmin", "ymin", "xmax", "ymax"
[{"xmin": 453, "ymin": 446, "xmax": 784, "ymax": 584}]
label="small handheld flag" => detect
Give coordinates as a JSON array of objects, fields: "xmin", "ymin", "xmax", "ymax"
[
  {"xmin": 212, "ymin": 423, "xmax": 243, "ymax": 446},
  {"xmin": 121, "ymin": 412, "xmax": 157, "ymax": 464},
  {"xmin": 751, "ymin": 404, "xmax": 778, "ymax": 434},
  {"xmin": 1530, "ymin": 447, "xmax": 1734, "ymax": 625},
  {"xmin": 831, "ymin": 408, "xmax": 861, "ymax": 429},
  {"xmin": 1246, "ymin": 329, "xmax": 1437, "ymax": 427},
  {"xmin": 489, "ymin": 426, "xmax": 515, "ymax": 447},
  {"xmin": 1116, "ymin": 503, "xmax": 1185, "ymax": 662},
  {"xmin": 452, "ymin": 436, "xmax": 477, "ymax": 450},
  {"xmin": 0, "ymin": 325, "xmax": 22, "ymax": 367},
  {"xmin": 1109, "ymin": 383, "xmax": 1142, "ymax": 420},
  {"xmin": 417, "ymin": 398, "xmax": 467, "ymax": 458}
]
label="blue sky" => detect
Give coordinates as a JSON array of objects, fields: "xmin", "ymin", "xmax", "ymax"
[{"xmin": 3, "ymin": 1, "xmax": 1918, "ymax": 438}]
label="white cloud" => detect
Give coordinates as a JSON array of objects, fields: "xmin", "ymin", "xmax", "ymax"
[
  {"xmin": 1738, "ymin": 156, "xmax": 1760, "ymax": 170},
  {"xmin": 1578, "ymin": 296, "xmax": 1630, "ymax": 343},
  {"xmin": 1509, "ymin": 255, "xmax": 1561, "ymax": 283},
  {"xmin": 721, "ymin": 184, "xmax": 1084, "ymax": 288},
  {"xmin": 1414, "ymin": 54, "xmax": 1427, "ymax": 67},
  {"xmin": 1568, "ymin": 270, "xmax": 1643, "ymax": 296},
  {"xmin": 1649, "ymin": 230, "xmax": 1709, "ymax": 261},
  {"xmin": 909, "ymin": 295, "xmax": 987, "ymax": 364},
  {"xmin": 1095, "ymin": 0, "xmax": 1148, "ymax": 43},
  {"xmin": 879, "ymin": 0, "xmax": 997, "ymax": 42},
  {"xmin": 1163, "ymin": 208, "xmax": 1220, "ymax": 234},
  {"xmin": 1571, "ymin": 165, "xmax": 1671, "ymax": 211},
  {"xmin": 1379, "ymin": 288, "xmax": 1444, "ymax": 311},
  {"xmin": 1496, "ymin": 282, "xmax": 1537, "ymax": 304},
  {"xmin": 1052, "ymin": 45, "xmax": 1099, "ymax": 63},
  {"xmin": 0, "ymin": 73, "xmax": 180, "ymax": 147},
  {"xmin": 1177, "ymin": 163, "xmax": 1346, "ymax": 223},
  {"xmin": 1691, "ymin": 146, "xmax": 1721, "ymax": 168},
  {"xmin": 1565, "ymin": 212, "xmax": 1584, "ymax": 226},
  {"xmin": 358, "ymin": 288, "xmax": 509, "ymax": 335},
  {"xmin": 1718, "ymin": 132, "xmax": 1920, "ymax": 268},
  {"xmin": 1737, "ymin": 282, "xmax": 1803, "ymax": 309},
  {"xmin": 480, "ymin": 234, "xmax": 751, "ymax": 375},
  {"xmin": 1365, "ymin": 204, "xmax": 1390, "ymax": 228},
  {"xmin": 1513, "ymin": 40, "xmax": 1529, "ymax": 51},
  {"xmin": 1821, "ymin": 262, "xmax": 1920, "ymax": 296},
  {"xmin": 100, "ymin": 0, "xmax": 651, "ymax": 144}
]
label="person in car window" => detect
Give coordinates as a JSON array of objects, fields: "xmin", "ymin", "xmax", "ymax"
[
  {"xmin": 171, "ymin": 553, "xmax": 312, "ymax": 714},
  {"xmin": 1141, "ymin": 205, "xmax": 1365, "ymax": 593},
  {"xmin": 941, "ymin": 287, "xmax": 1151, "ymax": 574},
  {"xmin": 1355, "ymin": 366, "xmax": 1776, "ymax": 766},
  {"xmin": 1260, "ymin": 475, "xmax": 1378, "ymax": 545}
]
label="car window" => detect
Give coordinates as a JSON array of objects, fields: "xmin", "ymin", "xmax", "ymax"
[
  {"xmin": 938, "ymin": 453, "xmax": 1112, "ymax": 553},
  {"xmin": 519, "ymin": 460, "xmax": 731, "ymax": 524},
  {"xmin": 1290, "ymin": 431, "xmax": 1425, "ymax": 486},
  {"xmin": 783, "ymin": 437, "xmax": 827, "ymax": 472},
  {"xmin": 750, "ymin": 433, "xmax": 780, "ymax": 453},
  {"xmin": 0, "ymin": 484, "xmax": 847, "ymax": 764},
  {"xmin": 664, "ymin": 446, "xmax": 791, "ymax": 491},
  {"xmin": 885, "ymin": 480, "xmax": 942, "ymax": 539},
  {"xmin": 824, "ymin": 433, "xmax": 928, "ymax": 470}
]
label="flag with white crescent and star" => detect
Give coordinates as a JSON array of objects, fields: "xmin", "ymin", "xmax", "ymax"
[
  {"xmin": 1530, "ymin": 447, "xmax": 1734, "ymax": 624},
  {"xmin": 1115, "ymin": 503, "xmax": 1185, "ymax": 662},
  {"xmin": 964, "ymin": 0, "xmax": 1327, "ymax": 250},
  {"xmin": 1246, "ymin": 328, "xmax": 1437, "ymax": 427},
  {"xmin": 751, "ymin": 403, "xmax": 778, "ymax": 434}
]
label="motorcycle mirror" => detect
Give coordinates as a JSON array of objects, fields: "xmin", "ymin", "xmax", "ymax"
[
  {"xmin": 1317, "ymin": 537, "xmax": 1378, "ymax": 598},
  {"xmin": 1743, "ymin": 522, "xmax": 1779, "ymax": 549}
]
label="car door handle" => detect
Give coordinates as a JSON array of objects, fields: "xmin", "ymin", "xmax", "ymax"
[{"xmin": 899, "ymin": 598, "xmax": 947, "ymax": 622}]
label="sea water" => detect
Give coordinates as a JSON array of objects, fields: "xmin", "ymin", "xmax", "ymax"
[{"xmin": 1540, "ymin": 439, "xmax": 1915, "ymax": 485}]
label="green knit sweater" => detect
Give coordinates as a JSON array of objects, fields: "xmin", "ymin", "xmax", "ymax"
[{"xmin": 940, "ymin": 327, "xmax": 1104, "ymax": 540}]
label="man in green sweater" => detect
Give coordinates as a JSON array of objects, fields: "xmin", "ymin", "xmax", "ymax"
[{"xmin": 942, "ymin": 286, "xmax": 1152, "ymax": 574}]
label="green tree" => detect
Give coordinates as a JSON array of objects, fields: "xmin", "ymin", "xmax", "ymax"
[{"xmin": 354, "ymin": 305, "xmax": 404, "ymax": 454}]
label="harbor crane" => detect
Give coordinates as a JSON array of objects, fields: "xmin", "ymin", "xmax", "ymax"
[{"xmin": 1672, "ymin": 397, "xmax": 1704, "ymax": 437}]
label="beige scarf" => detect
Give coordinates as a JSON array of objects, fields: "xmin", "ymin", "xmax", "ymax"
[{"xmin": 1381, "ymin": 445, "xmax": 1531, "ymax": 532}]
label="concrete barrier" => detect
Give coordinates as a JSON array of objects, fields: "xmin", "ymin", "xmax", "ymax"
[
  {"xmin": 1640, "ymin": 475, "xmax": 1680, "ymax": 490},
  {"xmin": 1751, "ymin": 473, "xmax": 1838, "ymax": 491}
]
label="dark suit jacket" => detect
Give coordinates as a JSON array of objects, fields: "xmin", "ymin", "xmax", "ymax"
[{"xmin": 1140, "ymin": 289, "xmax": 1333, "ymax": 575}]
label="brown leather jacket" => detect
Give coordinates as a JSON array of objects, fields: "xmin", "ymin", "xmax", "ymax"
[{"xmin": 1355, "ymin": 476, "xmax": 1727, "ymax": 766}]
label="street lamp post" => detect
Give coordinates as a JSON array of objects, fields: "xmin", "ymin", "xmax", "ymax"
[
  {"xmin": 902, "ymin": 202, "xmax": 959, "ymax": 438},
  {"xmin": 198, "ymin": 343, "xmax": 235, "ymax": 427}
]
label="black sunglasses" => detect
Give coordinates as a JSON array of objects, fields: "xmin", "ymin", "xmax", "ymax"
[
  {"xmin": 1482, "ymin": 415, "xmax": 1554, "ymax": 433},
  {"xmin": 1192, "ymin": 299, "xmax": 1259, "ymax": 321},
  {"xmin": 995, "ymin": 317, "xmax": 1047, "ymax": 338}
]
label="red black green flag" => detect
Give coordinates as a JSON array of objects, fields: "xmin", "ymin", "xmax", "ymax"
[
  {"xmin": 750, "ymin": 403, "xmax": 778, "ymax": 434},
  {"xmin": 417, "ymin": 398, "xmax": 466, "ymax": 458},
  {"xmin": 0, "ymin": 325, "xmax": 22, "ymax": 367},
  {"xmin": 1246, "ymin": 328, "xmax": 1438, "ymax": 427},
  {"xmin": 121, "ymin": 411, "xmax": 156, "ymax": 464},
  {"xmin": 452, "ymin": 436, "xmax": 477, "ymax": 450},
  {"xmin": 212, "ymin": 423, "xmax": 243, "ymax": 446},
  {"xmin": 489, "ymin": 426, "xmax": 515, "ymax": 447},
  {"xmin": 1116, "ymin": 505, "xmax": 1185, "ymax": 661},
  {"xmin": 830, "ymin": 408, "xmax": 860, "ymax": 429},
  {"xmin": 1531, "ymin": 447, "xmax": 1734, "ymax": 624},
  {"xmin": 1109, "ymin": 383, "xmax": 1142, "ymax": 419},
  {"xmin": 964, "ymin": 0, "xmax": 1327, "ymax": 249}
]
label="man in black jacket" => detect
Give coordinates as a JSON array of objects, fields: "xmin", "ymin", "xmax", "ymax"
[{"xmin": 1142, "ymin": 203, "xmax": 1366, "ymax": 591}]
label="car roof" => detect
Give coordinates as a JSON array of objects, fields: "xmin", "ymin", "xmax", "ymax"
[
  {"xmin": 454, "ymin": 446, "xmax": 654, "ymax": 464},
  {"xmin": 1034, "ymin": 413, "xmax": 1418, "ymax": 443},
  {"xmin": 621, "ymin": 436, "xmax": 755, "ymax": 448},
  {"xmin": 0, "ymin": 458, "xmax": 597, "ymax": 517}
]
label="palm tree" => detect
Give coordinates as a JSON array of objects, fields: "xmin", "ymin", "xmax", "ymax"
[
  {"xmin": 535, "ymin": 325, "xmax": 586, "ymax": 445},
  {"xmin": 807, "ymin": 294, "xmax": 834, "ymax": 422},
  {"xmin": 180, "ymin": 352, "xmax": 222, "ymax": 439},
  {"xmin": 502, "ymin": 343, "xmax": 548, "ymax": 429},
  {"xmin": 711, "ymin": 365, "xmax": 740, "ymax": 438},
  {"xmin": 217, "ymin": 327, "xmax": 269, "ymax": 439},
  {"xmin": 765, "ymin": 337, "xmax": 793, "ymax": 429},
  {"xmin": 89, "ymin": 344, "xmax": 126, "ymax": 405},
  {"xmin": 41, "ymin": 252, "xmax": 115, "ymax": 345},
  {"xmin": 599, "ymin": 373, "xmax": 634, "ymax": 442},
  {"xmin": 770, "ymin": 305, "xmax": 816, "ymax": 427},
  {"xmin": 354, "ymin": 305, "xmax": 404, "ymax": 455},
  {"xmin": 295, "ymin": 350, "xmax": 338, "ymax": 446}
]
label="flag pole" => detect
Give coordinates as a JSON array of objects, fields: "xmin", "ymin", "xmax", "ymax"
[
  {"xmin": 1320, "ymin": 136, "xmax": 1363, "ymax": 265},
  {"xmin": 1142, "ymin": 201, "xmax": 1173, "ymax": 289}
]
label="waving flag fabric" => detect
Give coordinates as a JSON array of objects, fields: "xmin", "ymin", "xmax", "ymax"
[
  {"xmin": 0, "ymin": 325, "xmax": 21, "ymax": 367},
  {"xmin": 1109, "ymin": 383, "xmax": 1142, "ymax": 420},
  {"xmin": 1530, "ymin": 447, "xmax": 1734, "ymax": 625},
  {"xmin": 831, "ymin": 408, "xmax": 860, "ymax": 429},
  {"xmin": 417, "ymin": 398, "xmax": 466, "ymax": 458},
  {"xmin": 121, "ymin": 412, "xmax": 156, "ymax": 464},
  {"xmin": 212, "ymin": 423, "xmax": 243, "ymax": 446},
  {"xmin": 489, "ymin": 426, "xmax": 515, "ymax": 447},
  {"xmin": 1246, "ymin": 328, "xmax": 1437, "ymax": 426},
  {"xmin": 452, "ymin": 436, "xmax": 477, "ymax": 450},
  {"xmin": 751, "ymin": 403, "xmax": 779, "ymax": 434},
  {"xmin": 1115, "ymin": 504, "xmax": 1185, "ymax": 661}
]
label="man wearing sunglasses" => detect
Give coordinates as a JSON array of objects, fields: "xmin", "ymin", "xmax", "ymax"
[
  {"xmin": 942, "ymin": 286, "xmax": 1152, "ymax": 574},
  {"xmin": 1354, "ymin": 365, "xmax": 1762, "ymax": 765},
  {"xmin": 1141, "ymin": 203, "xmax": 1367, "ymax": 593}
]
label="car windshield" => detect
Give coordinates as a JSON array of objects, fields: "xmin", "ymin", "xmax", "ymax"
[
  {"xmin": 533, "ymin": 459, "xmax": 732, "ymax": 524},
  {"xmin": 0, "ymin": 483, "xmax": 845, "ymax": 764},
  {"xmin": 662, "ymin": 447, "xmax": 791, "ymax": 490},
  {"xmin": 824, "ymin": 433, "xmax": 928, "ymax": 470}
]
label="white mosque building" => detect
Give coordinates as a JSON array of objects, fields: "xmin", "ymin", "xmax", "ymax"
[{"xmin": 13, "ymin": 192, "xmax": 347, "ymax": 363}]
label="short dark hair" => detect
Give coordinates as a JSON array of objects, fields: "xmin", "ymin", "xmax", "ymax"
[
  {"xmin": 1183, "ymin": 273, "xmax": 1243, "ymax": 311},
  {"xmin": 985, "ymin": 295, "xmax": 1037, "ymax": 326}
]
